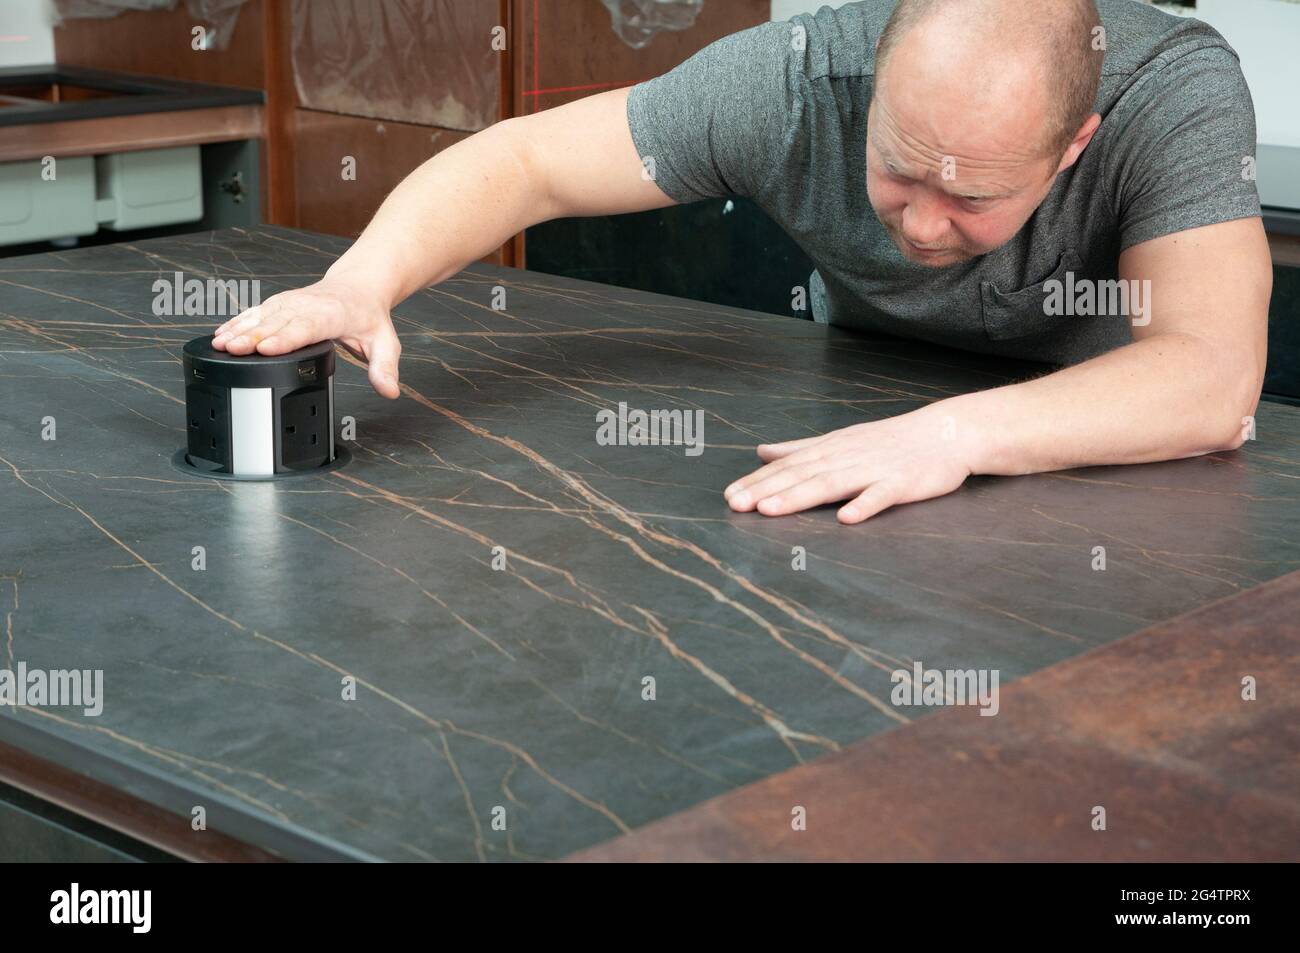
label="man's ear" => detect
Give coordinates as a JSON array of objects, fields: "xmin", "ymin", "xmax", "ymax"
[{"xmin": 1056, "ymin": 113, "xmax": 1101, "ymax": 174}]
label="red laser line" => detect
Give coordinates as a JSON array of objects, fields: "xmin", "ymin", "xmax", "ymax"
[{"xmin": 525, "ymin": 4, "xmax": 641, "ymax": 108}]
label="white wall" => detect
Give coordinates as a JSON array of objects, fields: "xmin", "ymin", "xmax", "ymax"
[
  {"xmin": 0, "ymin": 0, "xmax": 55, "ymax": 68},
  {"xmin": 769, "ymin": 0, "xmax": 1299, "ymax": 206},
  {"xmin": 771, "ymin": 0, "xmax": 847, "ymax": 22},
  {"xmin": 769, "ymin": 1, "xmax": 1297, "ymax": 144},
  {"xmin": 1191, "ymin": 0, "xmax": 1300, "ymax": 149}
]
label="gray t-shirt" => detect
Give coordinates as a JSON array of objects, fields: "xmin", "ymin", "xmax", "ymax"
[{"xmin": 626, "ymin": 0, "xmax": 1262, "ymax": 365}]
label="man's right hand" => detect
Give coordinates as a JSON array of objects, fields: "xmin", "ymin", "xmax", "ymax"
[{"xmin": 211, "ymin": 276, "xmax": 403, "ymax": 399}]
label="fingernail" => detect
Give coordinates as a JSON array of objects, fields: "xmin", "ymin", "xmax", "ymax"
[
  {"xmin": 231, "ymin": 335, "xmax": 247, "ymax": 347},
  {"xmin": 731, "ymin": 491, "xmax": 750, "ymax": 507},
  {"xmin": 841, "ymin": 507, "xmax": 857, "ymax": 521},
  {"xmin": 260, "ymin": 337, "xmax": 277, "ymax": 348}
]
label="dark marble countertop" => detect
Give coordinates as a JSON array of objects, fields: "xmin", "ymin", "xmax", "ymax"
[{"xmin": 2, "ymin": 226, "xmax": 1298, "ymax": 861}]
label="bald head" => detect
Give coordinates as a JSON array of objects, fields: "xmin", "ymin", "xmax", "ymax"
[{"xmin": 876, "ymin": 0, "xmax": 1103, "ymax": 156}]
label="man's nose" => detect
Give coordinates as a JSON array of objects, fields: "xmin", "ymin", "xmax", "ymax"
[{"xmin": 900, "ymin": 192, "xmax": 950, "ymax": 246}]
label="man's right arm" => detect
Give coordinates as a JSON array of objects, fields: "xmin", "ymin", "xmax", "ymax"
[
  {"xmin": 211, "ymin": 87, "xmax": 676, "ymax": 396},
  {"xmin": 326, "ymin": 86, "xmax": 678, "ymax": 306}
]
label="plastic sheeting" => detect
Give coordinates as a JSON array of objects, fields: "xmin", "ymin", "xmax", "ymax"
[
  {"xmin": 601, "ymin": 0, "xmax": 704, "ymax": 49},
  {"xmin": 52, "ymin": 0, "xmax": 250, "ymax": 50},
  {"xmin": 290, "ymin": 0, "xmax": 500, "ymax": 134}
]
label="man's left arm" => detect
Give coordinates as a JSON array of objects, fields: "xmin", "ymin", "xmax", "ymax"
[{"xmin": 725, "ymin": 216, "xmax": 1271, "ymax": 523}]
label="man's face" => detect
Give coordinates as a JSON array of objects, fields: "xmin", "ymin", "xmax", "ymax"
[{"xmin": 866, "ymin": 35, "xmax": 1074, "ymax": 268}]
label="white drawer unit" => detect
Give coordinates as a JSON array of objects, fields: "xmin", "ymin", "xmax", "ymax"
[
  {"xmin": 94, "ymin": 144, "xmax": 203, "ymax": 231},
  {"xmin": 0, "ymin": 155, "xmax": 98, "ymax": 245},
  {"xmin": 0, "ymin": 144, "xmax": 203, "ymax": 246}
]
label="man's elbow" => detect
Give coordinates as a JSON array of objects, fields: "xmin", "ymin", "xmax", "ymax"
[{"xmin": 1208, "ymin": 348, "xmax": 1266, "ymax": 453}]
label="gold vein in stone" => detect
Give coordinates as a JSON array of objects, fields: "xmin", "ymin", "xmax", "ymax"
[
  {"xmin": 350, "ymin": 360, "xmax": 906, "ymax": 724},
  {"xmin": 0, "ymin": 453, "xmax": 628, "ymax": 836}
]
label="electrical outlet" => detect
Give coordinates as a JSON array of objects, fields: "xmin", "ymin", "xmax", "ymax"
[
  {"xmin": 279, "ymin": 385, "xmax": 330, "ymax": 469},
  {"xmin": 186, "ymin": 383, "xmax": 230, "ymax": 468}
]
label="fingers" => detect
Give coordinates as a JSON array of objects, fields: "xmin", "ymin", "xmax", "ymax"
[
  {"xmin": 212, "ymin": 312, "xmax": 248, "ymax": 341},
  {"xmin": 754, "ymin": 467, "xmax": 866, "ymax": 517},
  {"xmin": 756, "ymin": 434, "xmax": 825, "ymax": 462},
  {"xmin": 365, "ymin": 326, "xmax": 403, "ymax": 399},
  {"xmin": 725, "ymin": 452, "xmax": 830, "ymax": 509},
  {"xmin": 213, "ymin": 292, "xmax": 347, "ymax": 355},
  {"xmin": 213, "ymin": 302, "xmax": 305, "ymax": 354},
  {"xmin": 838, "ymin": 483, "xmax": 900, "ymax": 524},
  {"xmin": 724, "ymin": 414, "xmax": 973, "ymax": 524},
  {"xmin": 209, "ymin": 285, "xmax": 401, "ymax": 399},
  {"xmin": 254, "ymin": 314, "xmax": 326, "ymax": 355},
  {"xmin": 727, "ymin": 453, "xmax": 898, "ymax": 521},
  {"xmin": 212, "ymin": 303, "xmax": 276, "ymax": 352},
  {"xmin": 725, "ymin": 458, "xmax": 847, "ymax": 512}
]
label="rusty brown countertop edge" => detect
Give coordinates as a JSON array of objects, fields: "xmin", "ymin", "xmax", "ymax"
[
  {"xmin": 566, "ymin": 570, "xmax": 1300, "ymax": 863},
  {"xmin": 0, "ymin": 104, "xmax": 265, "ymax": 163},
  {"xmin": 0, "ymin": 737, "xmax": 284, "ymax": 863}
]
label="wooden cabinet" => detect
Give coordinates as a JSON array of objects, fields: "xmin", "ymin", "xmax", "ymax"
[{"xmin": 51, "ymin": 0, "xmax": 769, "ymax": 268}]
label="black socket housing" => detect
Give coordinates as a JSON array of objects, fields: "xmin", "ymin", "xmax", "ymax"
[{"xmin": 182, "ymin": 335, "xmax": 336, "ymax": 474}]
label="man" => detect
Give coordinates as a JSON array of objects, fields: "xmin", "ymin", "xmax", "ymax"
[{"xmin": 211, "ymin": 0, "xmax": 1270, "ymax": 525}]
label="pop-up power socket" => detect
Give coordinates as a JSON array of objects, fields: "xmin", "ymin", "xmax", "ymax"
[{"xmin": 173, "ymin": 335, "xmax": 350, "ymax": 480}]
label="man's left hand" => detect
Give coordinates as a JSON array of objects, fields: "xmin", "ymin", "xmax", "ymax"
[{"xmin": 723, "ymin": 406, "xmax": 979, "ymax": 524}]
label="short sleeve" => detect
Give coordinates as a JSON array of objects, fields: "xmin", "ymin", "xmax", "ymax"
[
  {"xmin": 1103, "ymin": 46, "xmax": 1262, "ymax": 251},
  {"xmin": 625, "ymin": 18, "xmax": 804, "ymax": 204}
]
